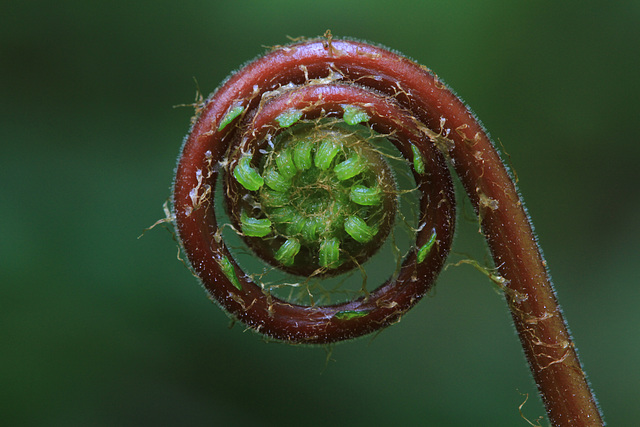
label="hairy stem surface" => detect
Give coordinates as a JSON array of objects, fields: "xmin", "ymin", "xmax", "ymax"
[{"xmin": 172, "ymin": 36, "xmax": 603, "ymax": 426}]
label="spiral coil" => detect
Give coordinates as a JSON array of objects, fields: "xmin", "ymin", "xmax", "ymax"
[
  {"xmin": 173, "ymin": 37, "xmax": 457, "ymax": 343},
  {"xmin": 171, "ymin": 35, "xmax": 604, "ymax": 425}
]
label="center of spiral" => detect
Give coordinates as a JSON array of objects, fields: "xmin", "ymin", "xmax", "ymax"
[{"xmin": 229, "ymin": 122, "xmax": 398, "ymax": 277}]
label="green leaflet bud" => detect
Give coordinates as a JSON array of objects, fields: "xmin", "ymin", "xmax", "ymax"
[
  {"xmin": 314, "ymin": 138, "xmax": 340, "ymax": 170},
  {"xmin": 344, "ymin": 215, "xmax": 378, "ymax": 243},
  {"xmin": 260, "ymin": 189, "xmax": 290, "ymax": 207},
  {"xmin": 233, "ymin": 156, "xmax": 264, "ymax": 191},
  {"xmin": 349, "ymin": 185, "xmax": 382, "ymax": 206},
  {"xmin": 270, "ymin": 206, "xmax": 298, "ymax": 224},
  {"xmin": 286, "ymin": 213, "xmax": 307, "ymax": 236},
  {"xmin": 218, "ymin": 104, "xmax": 244, "ymax": 131},
  {"xmin": 341, "ymin": 104, "xmax": 370, "ymax": 125},
  {"xmin": 218, "ymin": 255, "xmax": 242, "ymax": 290},
  {"xmin": 411, "ymin": 144, "xmax": 425, "ymax": 174},
  {"xmin": 240, "ymin": 211, "xmax": 272, "ymax": 237},
  {"xmin": 301, "ymin": 217, "xmax": 320, "ymax": 242},
  {"xmin": 333, "ymin": 310, "xmax": 370, "ymax": 320},
  {"xmin": 263, "ymin": 167, "xmax": 292, "ymax": 192},
  {"xmin": 276, "ymin": 109, "xmax": 303, "ymax": 128},
  {"xmin": 275, "ymin": 147, "xmax": 297, "ymax": 180},
  {"xmin": 334, "ymin": 153, "xmax": 366, "ymax": 181},
  {"xmin": 275, "ymin": 238, "xmax": 301, "ymax": 266},
  {"xmin": 319, "ymin": 237, "xmax": 340, "ymax": 268},
  {"xmin": 417, "ymin": 229, "xmax": 437, "ymax": 263},
  {"xmin": 292, "ymin": 140, "xmax": 314, "ymax": 171}
]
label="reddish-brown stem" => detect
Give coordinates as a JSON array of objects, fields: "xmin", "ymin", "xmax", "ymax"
[{"xmin": 172, "ymin": 37, "xmax": 603, "ymax": 426}]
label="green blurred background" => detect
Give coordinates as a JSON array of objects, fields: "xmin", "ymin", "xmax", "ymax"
[{"xmin": 2, "ymin": 1, "xmax": 638, "ymax": 425}]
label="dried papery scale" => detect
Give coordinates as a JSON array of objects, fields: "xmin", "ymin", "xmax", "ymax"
[{"xmin": 172, "ymin": 36, "xmax": 603, "ymax": 426}]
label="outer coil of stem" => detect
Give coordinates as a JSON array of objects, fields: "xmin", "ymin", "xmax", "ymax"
[
  {"xmin": 173, "ymin": 37, "xmax": 603, "ymax": 426},
  {"xmin": 173, "ymin": 40, "xmax": 455, "ymax": 343}
]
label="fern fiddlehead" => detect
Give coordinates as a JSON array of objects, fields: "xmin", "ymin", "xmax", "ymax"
[{"xmin": 171, "ymin": 35, "xmax": 603, "ymax": 426}]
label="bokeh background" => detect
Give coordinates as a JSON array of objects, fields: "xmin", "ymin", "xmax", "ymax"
[{"xmin": 2, "ymin": 1, "xmax": 638, "ymax": 425}]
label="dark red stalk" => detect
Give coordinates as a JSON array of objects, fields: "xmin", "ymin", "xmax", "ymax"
[{"xmin": 172, "ymin": 37, "xmax": 603, "ymax": 426}]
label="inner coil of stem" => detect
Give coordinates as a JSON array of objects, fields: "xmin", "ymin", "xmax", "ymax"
[{"xmin": 220, "ymin": 117, "xmax": 419, "ymax": 306}]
